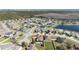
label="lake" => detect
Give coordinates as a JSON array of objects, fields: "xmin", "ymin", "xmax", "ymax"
[{"xmin": 55, "ymin": 25, "xmax": 79, "ymax": 32}]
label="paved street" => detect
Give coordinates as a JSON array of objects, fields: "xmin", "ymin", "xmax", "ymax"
[{"xmin": 19, "ymin": 26, "xmax": 36, "ymax": 44}]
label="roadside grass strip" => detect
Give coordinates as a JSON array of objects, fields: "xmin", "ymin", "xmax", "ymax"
[{"xmin": 0, "ymin": 38, "xmax": 11, "ymax": 45}]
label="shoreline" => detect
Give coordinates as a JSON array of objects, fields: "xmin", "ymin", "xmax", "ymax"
[{"xmin": 55, "ymin": 23, "xmax": 79, "ymax": 26}]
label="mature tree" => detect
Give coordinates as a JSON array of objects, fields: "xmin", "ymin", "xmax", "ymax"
[{"xmin": 21, "ymin": 41, "xmax": 27, "ymax": 50}]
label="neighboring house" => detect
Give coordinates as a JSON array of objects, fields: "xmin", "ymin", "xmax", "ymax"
[{"xmin": 4, "ymin": 32, "xmax": 13, "ymax": 37}]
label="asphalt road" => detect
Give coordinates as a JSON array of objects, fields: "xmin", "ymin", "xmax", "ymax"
[{"xmin": 19, "ymin": 27, "xmax": 36, "ymax": 44}]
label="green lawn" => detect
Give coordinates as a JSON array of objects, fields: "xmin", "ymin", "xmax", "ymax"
[
  {"xmin": 35, "ymin": 39, "xmax": 56, "ymax": 50},
  {"xmin": 44, "ymin": 41, "xmax": 55, "ymax": 50},
  {"xmin": 46, "ymin": 26, "xmax": 53, "ymax": 30}
]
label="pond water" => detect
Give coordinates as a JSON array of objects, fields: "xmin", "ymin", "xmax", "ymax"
[{"xmin": 56, "ymin": 25, "xmax": 79, "ymax": 32}]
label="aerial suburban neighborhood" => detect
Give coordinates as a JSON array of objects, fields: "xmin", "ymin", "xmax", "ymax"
[{"xmin": 0, "ymin": 9, "xmax": 79, "ymax": 50}]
